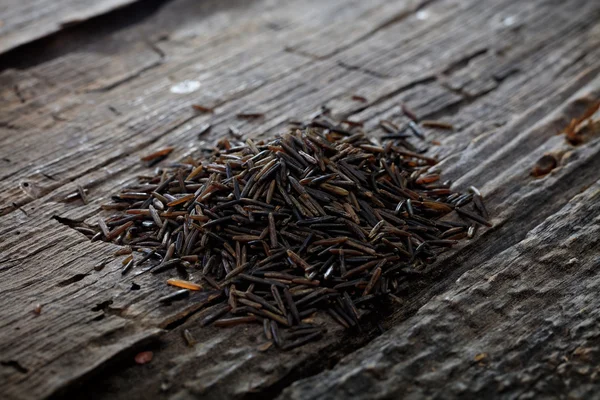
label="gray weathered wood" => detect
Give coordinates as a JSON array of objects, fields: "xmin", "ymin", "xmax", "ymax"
[
  {"xmin": 0, "ymin": 0, "xmax": 143, "ymax": 55},
  {"xmin": 282, "ymin": 73, "xmax": 600, "ymax": 400},
  {"xmin": 0, "ymin": 0, "xmax": 599, "ymax": 399}
]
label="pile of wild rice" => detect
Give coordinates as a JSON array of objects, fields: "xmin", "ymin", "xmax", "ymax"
[{"xmin": 96, "ymin": 115, "xmax": 490, "ymax": 350}]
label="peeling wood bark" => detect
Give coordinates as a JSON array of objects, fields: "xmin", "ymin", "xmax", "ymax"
[{"xmin": 0, "ymin": 0, "xmax": 599, "ymax": 399}]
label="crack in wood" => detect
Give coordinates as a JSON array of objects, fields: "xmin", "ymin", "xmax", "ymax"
[
  {"xmin": 441, "ymin": 48, "xmax": 489, "ymax": 76},
  {"xmin": 0, "ymin": 0, "xmax": 173, "ymax": 71},
  {"xmin": 336, "ymin": 61, "xmax": 389, "ymax": 79},
  {"xmin": 323, "ymin": 0, "xmax": 439, "ymax": 60},
  {"xmin": 423, "ymin": 66, "xmax": 522, "ymax": 122},
  {"xmin": 85, "ymin": 41, "xmax": 165, "ymax": 92},
  {"xmin": 85, "ymin": 58, "xmax": 163, "ymax": 92},
  {"xmin": 0, "ymin": 239, "xmax": 65, "ymax": 274},
  {"xmin": 56, "ymin": 273, "xmax": 90, "ymax": 288},
  {"xmin": 1, "ymin": 360, "xmax": 29, "ymax": 374},
  {"xmin": 345, "ymin": 76, "xmax": 438, "ymax": 119},
  {"xmin": 91, "ymin": 300, "xmax": 114, "ymax": 312},
  {"xmin": 52, "ymin": 215, "xmax": 85, "ymax": 227}
]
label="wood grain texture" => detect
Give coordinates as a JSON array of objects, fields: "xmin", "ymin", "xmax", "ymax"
[
  {"xmin": 0, "ymin": 0, "xmax": 599, "ymax": 399},
  {"xmin": 0, "ymin": 0, "xmax": 144, "ymax": 55},
  {"xmin": 283, "ymin": 76, "xmax": 600, "ymax": 400}
]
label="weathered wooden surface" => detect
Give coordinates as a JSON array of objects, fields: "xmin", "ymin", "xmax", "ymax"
[
  {"xmin": 284, "ymin": 80, "xmax": 600, "ymax": 400},
  {"xmin": 0, "ymin": 0, "xmax": 145, "ymax": 55},
  {"xmin": 0, "ymin": 0, "xmax": 599, "ymax": 399}
]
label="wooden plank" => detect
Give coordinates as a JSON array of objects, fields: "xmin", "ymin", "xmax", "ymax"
[
  {"xmin": 282, "ymin": 81, "xmax": 600, "ymax": 400},
  {"xmin": 0, "ymin": 0, "xmax": 599, "ymax": 398},
  {"xmin": 283, "ymin": 0, "xmax": 430, "ymax": 59},
  {"xmin": 2, "ymin": 0, "xmax": 396, "ymax": 215},
  {"xmin": 0, "ymin": 0, "xmax": 144, "ymax": 55},
  {"xmin": 83, "ymin": 70, "xmax": 600, "ymax": 400},
  {"xmin": 0, "ymin": 1, "xmax": 402, "ymax": 397}
]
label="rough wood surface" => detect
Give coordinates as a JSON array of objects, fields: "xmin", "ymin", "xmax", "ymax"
[
  {"xmin": 0, "ymin": 0, "xmax": 599, "ymax": 399},
  {"xmin": 0, "ymin": 0, "xmax": 145, "ymax": 55},
  {"xmin": 283, "ymin": 78, "xmax": 600, "ymax": 400}
]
